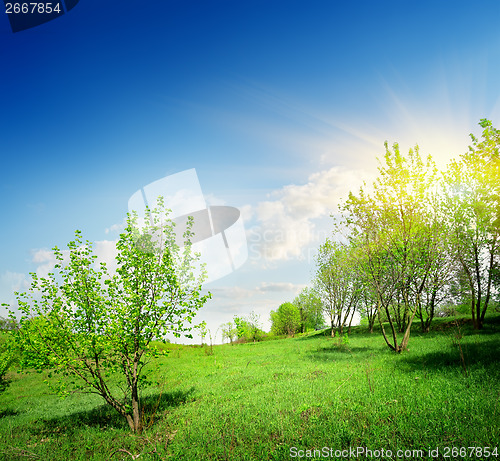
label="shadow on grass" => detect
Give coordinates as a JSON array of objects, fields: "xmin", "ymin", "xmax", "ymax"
[
  {"xmin": 400, "ymin": 337, "xmax": 500, "ymax": 373},
  {"xmin": 0, "ymin": 379, "xmax": 10, "ymax": 393},
  {"xmin": 37, "ymin": 386, "xmax": 195, "ymax": 434},
  {"xmin": 0, "ymin": 408, "xmax": 19, "ymax": 418},
  {"xmin": 297, "ymin": 330, "xmax": 331, "ymax": 340},
  {"xmin": 298, "ymin": 329, "xmax": 380, "ymax": 341},
  {"xmin": 306, "ymin": 345, "xmax": 373, "ymax": 361}
]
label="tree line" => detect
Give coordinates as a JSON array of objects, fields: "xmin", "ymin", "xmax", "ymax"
[
  {"xmin": 311, "ymin": 119, "xmax": 499, "ymax": 352},
  {"xmin": 235, "ymin": 120, "xmax": 499, "ymax": 351}
]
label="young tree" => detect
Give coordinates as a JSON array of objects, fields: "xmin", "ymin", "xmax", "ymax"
[
  {"xmin": 233, "ymin": 315, "xmax": 250, "ymax": 341},
  {"xmin": 342, "ymin": 143, "xmax": 441, "ymax": 352},
  {"xmin": 247, "ymin": 311, "xmax": 262, "ymax": 342},
  {"xmin": 416, "ymin": 229, "xmax": 455, "ymax": 332},
  {"xmin": 357, "ymin": 286, "xmax": 378, "ymax": 333},
  {"xmin": 220, "ymin": 321, "xmax": 237, "ymax": 344},
  {"xmin": 233, "ymin": 313, "xmax": 264, "ymax": 342},
  {"xmin": 292, "ymin": 288, "xmax": 325, "ymax": 332},
  {"xmin": 442, "ymin": 119, "xmax": 500, "ymax": 329},
  {"xmin": 492, "ymin": 265, "xmax": 500, "ymax": 306},
  {"xmin": 198, "ymin": 321, "xmax": 208, "ymax": 346},
  {"xmin": 0, "ymin": 317, "xmax": 18, "ymax": 331},
  {"xmin": 6, "ymin": 200, "xmax": 210, "ymax": 433},
  {"xmin": 314, "ymin": 240, "xmax": 360, "ymax": 337},
  {"xmin": 270, "ymin": 302, "xmax": 301, "ymax": 336},
  {"xmin": 0, "ymin": 334, "xmax": 14, "ymax": 393}
]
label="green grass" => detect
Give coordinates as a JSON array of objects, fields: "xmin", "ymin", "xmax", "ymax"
[{"xmin": 1, "ymin": 316, "xmax": 499, "ymax": 460}]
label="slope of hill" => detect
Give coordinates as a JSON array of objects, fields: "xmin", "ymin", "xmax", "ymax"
[{"xmin": 1, "ymin": 316, "xmax": 499, "ymax": 460}]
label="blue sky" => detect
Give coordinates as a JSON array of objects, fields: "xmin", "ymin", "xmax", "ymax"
[{"xmin": 1, "ymin": 0, "xmax": 500, "ymax": 342}]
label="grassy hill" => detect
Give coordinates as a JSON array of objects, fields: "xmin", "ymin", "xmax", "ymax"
[{"xmin": 1, "ymin": 315, "xmax": 499, "ymax": 460}]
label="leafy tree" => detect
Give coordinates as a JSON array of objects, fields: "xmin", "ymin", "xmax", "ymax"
[
  {"xmin": 355, "ymin": 275, "xmax": 378, "ymax": 333},
  {"xmin": 492, "ymin": 264, "xmax": 500, "ymax": 306},
  {"xmin": 292, "ymin": 288, "xmax": 325, "ymax": 332},
  {"xmin": 198, "ymin": 321, "xmax": 208, "ymax": 346},
  {"xmin": 233, "ymin": 315, "xmax": 249, "ymax": 340},
  {"xmin": 415, "ymin": 228, "xmax": 455, "ymax": 332},
  {"xmin": 220, "ymin": 321, "xmax": 237, "ymax": 344},
  {"xmin": 270, "ymin": 302, "xmax": 301, "ymax": 336},
  {"xmin": 247, "ymin": 311, "xmax": 263, "ymax": 342},
  {"xmin": 6, "ymin": 200, "xmax": 210, "ymax": 433},
  {"xmin": 342, "ymin": 143, "xmax": 441, "ymax": 352},
  {"xmin": 314, "ymin": 240, "xmax": 361, "ymax": 337},
  {"xmin": 0, "ymin": 316, "xmax": 18, "ymax": 331},
  {"xmin": 442, "ymin": 119, "xmax": 500, "ymax": 329},
  {"xmin": 0, "ymin": 334, "xmax": 14, "ymax": 392},
  {"xmin": 233, "ymin": 312, "xmax": 264, "ymax": 342}
]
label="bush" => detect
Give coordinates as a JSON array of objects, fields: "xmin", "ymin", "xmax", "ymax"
[
  {"xmin": 0, "ymin": 336, "xmax": 14, "ymax": 392},
  {"xmin": 436, "ymin": 304, "xmax": 458, "ymax": 317},
  {"xmin": 270, "ymin": 302, "xmax": 301, "ymax": 336},
  {"xmin": 233, "ymin": 313, "xmax": 264, "ymax": 342},
  {"xmin": 0, "ymin": 316, "xmax": 18, "ymax": 331}
]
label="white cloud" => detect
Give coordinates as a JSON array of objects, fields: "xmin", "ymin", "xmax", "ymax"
[
  {"xmin": 105, "ymin": 219, "xmax": 127, "ymax": 235},
  {"xmin": 239, "ymin": 203, "xmax": 254, "ymax": 223},
  {"xmin": 0, "ymin": 271, "xmax": 30, "ymax": 317},
  {"xmin": 207, "ymin": 286, "xmax": 255, "ymax": 300},
  {"xmin": 31, "ymin": 248, "xmax": 67, "ymax": 279},
  {"xmin": 32, "ymin": 248, "xmax": 54, "ymax": 264},
  {"xmin": 247, "ymin": 167, "xmax": 367, "ymax": 262},
  {"xmin": 93, "ymin": 240, "xmax": 119, "ymax": 273},
  {"xmin": 256, "ymin": 282, "xmax": 306, "ymax": 293},
  {"xmin": 193, "ymin": 282, "xmax": 303, "ymax": 343},
  {"xmin": 204, "ymin": 193, "xmax": 227, "ymax": 206},
  {"xmin": 31, "ymin": 240, "xmax": 119, "ymax": 279},
  {"xmin": 208, "ymin": 281, "xmax": 305, "ymax": 297}
]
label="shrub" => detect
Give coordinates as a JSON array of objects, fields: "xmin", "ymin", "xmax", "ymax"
[{"xmin": 0, "ymin": 336, "xmax": 14, "ymax": 392}]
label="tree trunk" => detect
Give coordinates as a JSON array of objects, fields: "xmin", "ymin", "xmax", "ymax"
[
  {"xmin": 131, "ymin": 391, "xmax": 142, "ymax": 433},
  {"xmin": 377, "ymin": 302, "xmax": 396, "ymax": 352},
  {"xmin": 131, "ymin": 362, "xmax": 143, "ymax": 433},
  {"xmin": 399, "ymin": 303, "xmax": 419, "ymax": 352},
  {"xmin": 98, "ymin": 389, "xmax": 141, "ymax": 433},
  {"xmin": 368, "ymin": 306, "xmax": 376, "ymax": 333},
  {"xmin": 125, "ymin": 414, "xmax": 135, "ymax": 432},
  {"xmin": 478, "ymin": 244, "xmax": 496, "ymax": 330},
  {"xmin": 348, "ymin": 308, "xmax": 355, "ymax": 335}
]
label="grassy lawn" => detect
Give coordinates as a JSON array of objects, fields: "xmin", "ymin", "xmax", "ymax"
[{"xmin": 1, "ymin": 315, "xmax": 499, "ymax": 460}]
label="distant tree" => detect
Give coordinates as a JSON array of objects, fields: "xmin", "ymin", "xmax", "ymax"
[
  {"xmin": 220, "ymin": 321, "xmax": 237, "ymax": 344},
  {"xmin": 5, "ymin": 200, "xmax": 210, "ymax": 433},
  {"xmin": 233, "ymin": 312, "xmax": 264, "ymax": 342},
  {"xmin": 270, "ymin": 302, "xmax": 301, "ymax": 336},
  {"xmin": 0, "ymin": 334, "xmax": 14, "ymax": 392},
  {"xmin": 314, "ymin": 240, "xmax": 361, "ymax": 337},
  {"xmin": 233, "ymin": 315, "xmax": 249, "ymax": 341},
  {"xmin": 247, "ymin": 311, "xmax": 263, "ymax": 342},
  {"xmin": 198, "ymin": 321, "xmax": 208, "ymax": 346},
  {"xmin": 356, "ymin": 274, "xmax": 378, "ymax": 333},
  {"xmin": 492, "ymin": 264, "xmax": 500, "ymax": 306},
  {"xmin": 0, "ymin": 317, "xmax": 18, "ymax": 331},
  {"xmin": 292, "ymin": 288, "xmax": 325, "ymax": 332}
]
